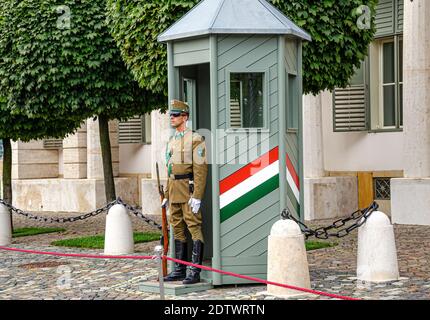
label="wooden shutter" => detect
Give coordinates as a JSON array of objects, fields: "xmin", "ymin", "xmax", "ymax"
[
  {"xmin": 375, "ymin": 0, "xmax": 395, "ymax": 37},
  {"xmin": 396, "ymin": 0, "xmax": 404, "ymax": 33},
  {"xmin": 333, "ymin": 61, "xmax": 369, "ymax": 132},
  {"xmin": 375, "ymin": 0, "xmax": 403, "ymax": 37},
  {"xmin": 43, "ymin": 139, "xmax": 63, "ymax": 149},
  {"xmin": 119, "ymin": 116, "xmax": 143, "ymax": 144},
  {"xmin": 333, "ymin": 85, "xmax": 368, "ymax": 132}
]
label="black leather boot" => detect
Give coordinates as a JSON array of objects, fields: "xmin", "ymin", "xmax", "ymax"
[
  {"xmin": 164, "ymin": 240, "xmax": 187, "ymax": 281},
  {"xmin": 182, "ymin": 240, "xmax": 204, "ymax": 285}
]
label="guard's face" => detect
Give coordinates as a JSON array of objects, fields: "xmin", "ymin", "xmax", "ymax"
[{"xmin": 170, "ymin": 112, "xmax": 188, "ymax": 128}]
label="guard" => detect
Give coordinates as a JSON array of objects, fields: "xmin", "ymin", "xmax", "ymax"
[{"xmin": 161, "ymin": 99, "xmax": 208, "ymax": 284}]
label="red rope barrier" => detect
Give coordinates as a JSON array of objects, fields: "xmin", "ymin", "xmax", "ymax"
[
  {"xmin": 166, "ymin": 256, "xmax": 360, "ymax": 301},
  {"xmin": 0, "ymin": 246, "xmax": 154, "ymax": 260},
  {"xmin": 0, "ymin": 246, "xmax": 359, "ymax": 300}
]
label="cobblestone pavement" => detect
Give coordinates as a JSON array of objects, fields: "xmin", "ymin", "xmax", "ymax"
[{"xmin": 0, "ymin": 211, "xmax": 429, "ymax": 300}]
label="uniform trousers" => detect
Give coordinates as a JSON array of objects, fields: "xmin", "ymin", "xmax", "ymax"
[{"xmin": 169, "ymin": 202, "xmax": 204, "ymax": 243}]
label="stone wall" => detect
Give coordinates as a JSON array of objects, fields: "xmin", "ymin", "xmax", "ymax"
[{"xmin": 12, "ymin": 140, "xmax": 59, "ymax": 179}]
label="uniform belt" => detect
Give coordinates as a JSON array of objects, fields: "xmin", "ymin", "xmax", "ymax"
[{"xmin": 171, "ymin": 173, "xmax": 193, "ymax": 180}]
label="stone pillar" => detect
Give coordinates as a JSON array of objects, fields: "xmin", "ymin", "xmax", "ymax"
[
  {"xmin": 63, "ymin": 121, "xmax": 87, "ymax": 179},
  {"xmin": 303, "ymin": 91, "xmax": 358, "ymax": 220},
  {"xmin": 12, "ymin": 140, "xmax": 59, "ymax": 179},
  {"xmin": 266, "ymin": 219, "xmax": 311, "ymax": 298},
  {"xmin": 357, "ymin": 211, "xmax": 399, "ymax": 282},
  {"xmin": 391, "ymin": 0, "xmax": 430, "ymax": 225},
  {"xmin": 87, "ymin": 118, "xmax": 119, "ymax": 179},
  {"xmin": 303, "ymin": 93, "xmax": 325, "ymax": 178},
  {"xmin": 104, "ymin": 204, "xmax": 134, "ymax": 255}
]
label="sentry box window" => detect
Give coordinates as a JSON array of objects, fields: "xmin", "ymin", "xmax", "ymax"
[{"xmin": 229, "ymin": 73, "xmax": 264, "ymax": 129}]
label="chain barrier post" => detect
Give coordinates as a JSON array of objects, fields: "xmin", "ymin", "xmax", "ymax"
[
  {"xmin": 154, "ymin": 245, "xmax": 165, "ymax": 300},
  {"xmin": 357, "ymin": 210, "xmax": 399, "ymax": 282},
  {"xmin": 0, "ymin": 203, "xmax": 12, "ymax": 246},
  {"xmin": 104, "ymin": 203, "xmax": 134, "ymax": 255},
  {"xmin": 267, "ymin": 219, "xmax": 311, "ymax": 298}
]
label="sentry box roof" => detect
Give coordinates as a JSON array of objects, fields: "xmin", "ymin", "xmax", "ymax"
[{"xmin": 157, "ymin": 0, "xmax": 312, "ymax": 42}]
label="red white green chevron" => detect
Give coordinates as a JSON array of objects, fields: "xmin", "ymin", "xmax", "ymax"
[{"xmin": 220, "ymin": 146, "xmax": 300, "ymax": 223}]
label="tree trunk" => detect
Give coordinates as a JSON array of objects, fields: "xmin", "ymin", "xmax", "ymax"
[
  {"xmin": 98, "ymin": 115, "xmax": 116, "ymax": 202},
  {"xmin": 2, "ymin": 138, "xmax": 13, "ymax": 231}
]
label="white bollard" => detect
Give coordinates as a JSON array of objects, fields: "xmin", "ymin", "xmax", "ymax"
[
  {"xmin": 357, "ymin": 211, "xmax": 399, "ymax": 282},
  {"xmin": 266, "ymin": 219, "xmax": 311, "ymax": 298},
  {"xmin": 104, "ymin": 204, "xmax": 134, "ymax": 255},
  {"xmin": 0, "ymin": 204, "xmax": 12, "ymax": 246}
]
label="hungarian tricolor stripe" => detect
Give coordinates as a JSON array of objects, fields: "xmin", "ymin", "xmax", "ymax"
[
  {"xmin": 220, "ymin": 146, "xmax": 300, "ymax": 223},
  {"xmin": 286, "ymin": 152, "xmax": 300, "ymax": 213}
]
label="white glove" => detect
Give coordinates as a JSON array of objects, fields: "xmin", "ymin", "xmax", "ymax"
[
  {"xmin": 188, "ymin": 197, "xmax": 201, "ymax": 214},
  {"xmin": 161, "ymin": 198, "xmax": 169, "ymax": 208}
]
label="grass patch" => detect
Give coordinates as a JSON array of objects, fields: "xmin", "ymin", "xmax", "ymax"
[
  {"xmin": 305, "ymin": 240, "xmax": 337, "ymax": 251},
  {"xmin": 50, "ymin": 232, "xmax": 335, "ymax": 251},
  {"xmin": 13, "ymin": 227, "xmax": 66, "ymax": 238},
  {"xmin": 51, "ymin": 232, "xmax": 161, "ymax": 249}
]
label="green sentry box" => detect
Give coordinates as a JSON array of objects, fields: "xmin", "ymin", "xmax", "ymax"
[{"xmin": 156, "ymin": 0, "xmax": 311, "ymax": 287}]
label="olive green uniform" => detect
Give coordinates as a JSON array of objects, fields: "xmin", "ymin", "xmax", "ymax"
[{"xmin": 164, "ymin": 128, "xmax": 208, "ymax": 242}]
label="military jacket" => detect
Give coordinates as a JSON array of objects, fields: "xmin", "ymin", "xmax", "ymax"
[{"xmin": 164, "ymin": 128, "xmax": 208, "ymax": 203}]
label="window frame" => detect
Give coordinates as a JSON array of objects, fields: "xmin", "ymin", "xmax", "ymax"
[
  {"xmin": 225, "ymin": 69, "xmax": 269, "ymax": 133},
  {"xmin": 375, "ymin": 35, "xmax": 403, "ymax": 131},
  {"xmin": 286, "ymin": 72, "xmax": 299, "ymax": 132},
  {"xmin": 182, "ymin": 77, "xmax": 197, "ymax": 131}
]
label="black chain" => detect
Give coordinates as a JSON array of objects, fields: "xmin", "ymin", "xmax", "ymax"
[
  {"xmin": 0, "ymin": 197, "xmax": 164, "ymax": 232},
  {"xmin": 281, "ymin": 201, "xmax": 379, "ymax": 239},
  {"xmin": 0, "ymin": 198, "xmax": 116, "ymax": 224},
  {"xmin": 116, "ymin": 198, "xmax": 163, "ymax": 231}
]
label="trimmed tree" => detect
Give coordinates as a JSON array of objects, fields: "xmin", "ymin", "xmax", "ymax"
[
  {"xmin": 0, "ymin": 0, "xmax": 161, "ymax": 203},
  {"xmin": 106, "ymin": 0, "xmax": 377, "ymax": 96}
]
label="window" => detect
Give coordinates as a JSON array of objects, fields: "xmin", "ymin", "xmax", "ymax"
[
  {"xmin": 374, "ymin": 177, "xmax": 391, "ymax": 200},
  {"xmin": 370, "ymin": 36, "xmax": 403, "ymax": 130},
  {"xmin": 229, "ymin": 73, "xmax": 264, "ymax": 129},
  {"xmin": 183, "ymin": 78, "xmax": 196, "ymax": 130},
  {"xmin": 119, "ymin": 113, "xmax": 151, "ymax": 144},
  {"xmin": 287, "ymin": 74, "xmax": 299, "ymax": 131}
]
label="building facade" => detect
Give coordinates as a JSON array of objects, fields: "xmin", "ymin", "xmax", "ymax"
[{"xmin": 305, "ymin": 0, "xmax": 430, "ymax": 225}]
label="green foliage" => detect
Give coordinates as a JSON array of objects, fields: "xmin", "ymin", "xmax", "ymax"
[
  {"xmin": 51, "ymin": 232, "xmax": 161, "ymax": 249},
  {"xmin": 107, "ymin": 0, "xmax": 376, "ymax": 96},
  {"xmin": 106, "ymin": 0, "xmax": 197, "ymax": 108},
  {"xmin": 12, "ymin": 227, "xmax": 66, "ymax": 238},
  {"xmin": 0, "ymin": 0, "xmax": 156, "ymax": 142}
]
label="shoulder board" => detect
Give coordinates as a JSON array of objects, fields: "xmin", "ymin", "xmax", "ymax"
[{"xmin": 191, "ymin": 131, "xmax": 205, "ymax": 142}]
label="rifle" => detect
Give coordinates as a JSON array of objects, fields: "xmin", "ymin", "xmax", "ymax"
[{"xmin": 156, "ymin": 162, "xmax": 169, "ymax": 277}]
